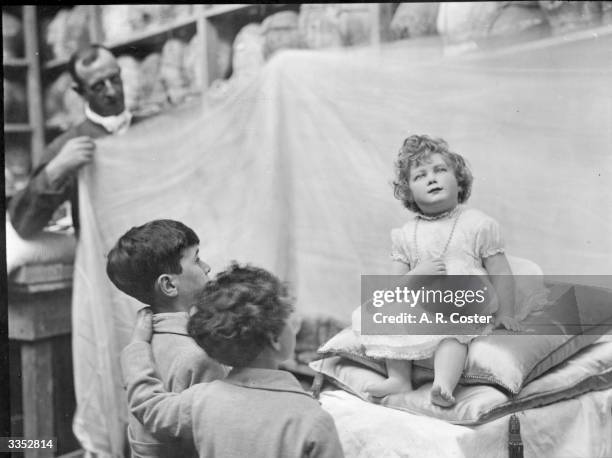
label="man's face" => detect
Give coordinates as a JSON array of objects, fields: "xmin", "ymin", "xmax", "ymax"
[{"xmin": 76, "ymin": 49, "xmax": 125, "ymax": 116}]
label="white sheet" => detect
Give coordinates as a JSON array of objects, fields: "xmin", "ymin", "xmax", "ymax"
[
  {"xmin": 70, "ymin": 27, "xmax": 612, "ymax": 456},
  {"xmin": 320, "ymin": 388, "xmax": 612, "ymax": 458}
]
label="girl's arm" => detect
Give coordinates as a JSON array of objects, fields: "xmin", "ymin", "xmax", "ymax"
[{"xmin": 483, "ymin": 253, "xmax": 523, "ymax": 331}]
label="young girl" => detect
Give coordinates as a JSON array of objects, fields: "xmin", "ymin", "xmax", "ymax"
[{"xmin": 358, "ymin": 134, "xmax": 523, "ymax": 407}]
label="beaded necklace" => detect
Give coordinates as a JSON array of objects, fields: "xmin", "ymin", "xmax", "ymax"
[{"xmin": 413, "ymin": 206, "xmax": 462, "ymax": 265}]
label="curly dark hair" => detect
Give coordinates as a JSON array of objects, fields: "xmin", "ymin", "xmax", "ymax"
[
  {"xmin": 106, "ymin": 219, "xmax": 199, "ymax": 305},
  {"xmin": 393, "ymin": 134, "xmax": 473, "ymax": 214},
  {"xmin": 188, "ymin": 262, "xmax": 294, "ymax": 367}
]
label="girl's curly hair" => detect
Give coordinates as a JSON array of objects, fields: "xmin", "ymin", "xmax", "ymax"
[
  {"xmin": 187, "ymin": 262, "xmax": 294, "ymax": 367},
  {"xmin": 393, "ymin": 134, "xmax": 473, "ymax": 214}
]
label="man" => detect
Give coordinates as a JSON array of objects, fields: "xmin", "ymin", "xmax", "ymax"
[{"xmin": 9, "ymin": 44, "xmax": 133, "ymax": 239}]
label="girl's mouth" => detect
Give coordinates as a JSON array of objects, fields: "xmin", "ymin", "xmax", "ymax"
[{"xmin": 428, "ymin": 187, "xmax": 443, "ymax": 194}]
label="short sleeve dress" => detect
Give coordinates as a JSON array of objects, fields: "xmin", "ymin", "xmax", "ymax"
[{"xmin": 354, "ymin": 205, "xmax": 509, "ymax": 360}]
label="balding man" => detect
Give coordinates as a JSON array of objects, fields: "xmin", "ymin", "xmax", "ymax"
[{"xmin": 9, "ymin": 44, "xmax": 133, "ymax": 239}]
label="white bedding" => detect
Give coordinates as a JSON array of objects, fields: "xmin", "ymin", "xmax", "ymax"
[{"xmin": 321, "ymin": 388, "xmax": 612, "ymax": 458}]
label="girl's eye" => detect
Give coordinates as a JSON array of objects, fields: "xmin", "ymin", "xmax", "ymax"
[{"xmin": 413, "ymin": 173, "xmax": 424, "ymax": 181}]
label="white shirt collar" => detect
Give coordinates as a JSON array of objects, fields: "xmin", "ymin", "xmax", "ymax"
[{"xmin": 85, "ymin": 105, "xmax": 133, "ymax": 135}]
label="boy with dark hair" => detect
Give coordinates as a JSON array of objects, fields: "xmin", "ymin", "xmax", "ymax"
[
  {"xmin": 107, "ymin": 219, "xmax": 228, "ymax": 458},
  {"xmin": 121, "ymin": 262, "xmax": 344, "ymax": 458}
]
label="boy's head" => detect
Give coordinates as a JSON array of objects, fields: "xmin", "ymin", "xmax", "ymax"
[
  {"xmin": 187, "ymin": 262, "xmax": 298, "ymax": 367},
  {"xmin": 106, "ymin": 219, "xmax": 210, "ymax": 310},
  {"xmin": 393, "ymin": 134, "xmax": 473, "ymax": 214}
]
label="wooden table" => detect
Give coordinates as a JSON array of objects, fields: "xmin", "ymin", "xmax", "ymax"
[{"xmin": 8, "ymin": 284, "xmax": 73, "ymax": 458}]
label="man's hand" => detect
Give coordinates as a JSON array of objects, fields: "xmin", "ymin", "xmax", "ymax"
[
  {"xmin": 410, "ymin": 258, "xmax": 447, "ymax": 276},
  {"xmin": 46, "ymin": 136, "xmax": 96, "ymax": 186},
  {"xmin": 132, "ymin": 307, "xmax": 153, "ymax": 343}
]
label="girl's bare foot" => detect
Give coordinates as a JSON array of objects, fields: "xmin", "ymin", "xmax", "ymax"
[
  {"xmin": 364, "ymin": 377, "xmax": 412, "ymax": 397},
  {"xmin": 430, "ymin": 384, "xmax": 456, "ymax": 407}
]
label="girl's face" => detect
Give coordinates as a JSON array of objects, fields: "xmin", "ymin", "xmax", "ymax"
[{"xmin": 408, "ymin": 153, "xmax": 460, "ymax": 215}]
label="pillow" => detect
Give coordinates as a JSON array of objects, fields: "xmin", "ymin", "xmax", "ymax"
[
  {"xmin": 317, "ymin": 283, "xmax": 612, "ymax": 394},
  {"xmin": 310, "ymin": 337, "xmax": 612, "ymax": 425}
]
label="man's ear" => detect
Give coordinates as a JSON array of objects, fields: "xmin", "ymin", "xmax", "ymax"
[{"xmin": 156, "ymin": 274, "xmax": 178, "ymax": 298}]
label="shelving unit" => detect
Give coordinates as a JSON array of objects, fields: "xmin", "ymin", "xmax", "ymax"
[
  {"xmin": 3, "ymin": 5, "xmax": 45, "ymax": 172},
  {"xmin": 37, "ymin": 4, "xmax": 386, "ymax": 92}
]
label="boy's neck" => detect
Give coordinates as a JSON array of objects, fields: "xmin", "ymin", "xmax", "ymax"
[
  {"xmin": 150, "ymin": 299, "xmax": 189, "ymax": 314},
  {"xmin": 247, "ymin": 354, "xmax": 281, "ymax": 370}
]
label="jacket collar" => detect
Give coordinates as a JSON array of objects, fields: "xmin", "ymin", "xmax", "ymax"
[
  {"xmin": 225, "ymin": 367, "xmax": 312, "ymax": 398},
  {"xmin": 153, "ymin": 312, "xmax": 189, "ymax": 336}
]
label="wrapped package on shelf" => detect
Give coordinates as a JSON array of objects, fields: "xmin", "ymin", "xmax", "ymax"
[
  {"xmin": 604, "ymin": 2, "xmax": 612, "ymax": 23},
  {"xmin": 216, "ymin": 37, "xmax": 233, "ymax": 81},
  {"xmin": 139, "ymin": 53, "xmax": 167, "ymax": 114},
  {"xmin": 100, "ymin": 5, "xmax": 135, "ymax": 43},
  {"xmin": 539, "ymin": 1, "xmax": 603, "ymax": 34},
  {"xmin": 160, "ymin": 39, "xmax": 191, "ymax": 105},
  {"xmin": 4, "ymin": 142, "xmax": 30, "ymax": 196},
  {"xmin": 184, "ymin": 33, "xmax": 203, "ymax": 92},
  {"xmin": 116, "ymin": 55, "xmax": 141, "ymax": 112},
  {"xmin": 64, "ymin": 6, "xmax": 91, "ymax": 58},
  {"xmin": 336, "ymin": 3, "xmax": 373, "ymax": 46},
  {"xmin": 45, "ymin": 72, "xmax": 71, "ymax": 129},
  {"xmin": 232, "ymin": 23, "xmax": 265, "ymax": 82},
  {"xmin": 298, "ymin": 4, "xmax": 343, "ymax": 49},
  {"xmin": 158, "ymin": 4, "xmax": 194, "ymax": 24},
  {"xmin": 390, "ymin": 2, "xmax": 440, "ymax": 39},
  {"xmin": 44, "ymin": 72, "xmax": 86, "ymax": 130},
  {"xmin": 127, "ymin": 5, "xmax": 167, "ymax": 32},
  {"xmin": 45, "ymin": 9, "xmax": 70, "ymax": 61},
  {"xmin": 45, "ymin": 6, "xmax": 91, "ymax": 62},
  {"xmin": 127, "ymin": 4, "xmax": 194, "ymax": 32},
  {"xmin": 489, "ymin": 2, "xmax": 548, "ymax": 39},
  {"xmin": 262, "ymin": 11, "xmax": 302, "ymax": 58},
  {"xmin": 436, "ymin": 2, "xmax": 507, "ymax": 47},
  {"xmin": 3, "ymin": 11, "xmax": 23, "ymax": 59},
  {"xmin": 4, "ymin": 78, "xmax": 28, "ymax": 123}
]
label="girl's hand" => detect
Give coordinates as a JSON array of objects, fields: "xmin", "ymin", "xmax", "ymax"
[
  {"xmin": 411, "ymin": 258, "xmax": 446, "ymax": 276},
  {"xmin": 132, "ymin": 307, "xmax": 153, "ymax": 343},
  {"xmin": 494, "ymin": 314, "xmax": 523, "ymax": 332}
]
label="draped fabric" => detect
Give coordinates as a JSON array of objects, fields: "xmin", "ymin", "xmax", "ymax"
[{"xmin": 72, "ymin": 28, "xmax": 612, "ymax": 456}]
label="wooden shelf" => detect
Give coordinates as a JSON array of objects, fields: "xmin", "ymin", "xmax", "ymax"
[
  {"xmin": 203, "ymin": 4, "xmax": 251, "ymax": 18},
  {"xmin": 104, "ymin": 14, "xmax": 198, "ymax": 49},
  {"xmin": 43, "ymin": 56, "xmax": 69, "ymax": 71},
  {"xmin": 3, "ymin": 57, "xmax": 29, "ymax": 68},
  {"xmin": 5, "ymin": 123, "xmax": 33, "ymax": 133}
]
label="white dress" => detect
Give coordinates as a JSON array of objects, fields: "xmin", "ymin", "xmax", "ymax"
[{"xmin": 353, "ymin": 205, "xmax": 534, "ymax": 360}]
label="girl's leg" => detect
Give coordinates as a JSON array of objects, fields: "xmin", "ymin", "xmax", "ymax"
[
  {"xmin": 430, "ymin": 338, "xmax": 467, "ymax": 407},
  {"xmin": 365, "ymin": 359, "xmax": 413, "ymax": 397}
]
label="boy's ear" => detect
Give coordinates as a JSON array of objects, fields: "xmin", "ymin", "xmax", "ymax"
[
  {"xmin": 268, "ymin": 333, "xmax": 282, "ymax": 352},
  {"xmin": 156, "ymin": 274, "xmax": 178, "ymax": 298}
]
